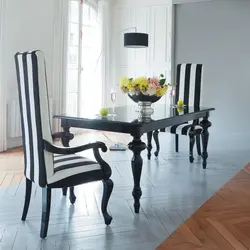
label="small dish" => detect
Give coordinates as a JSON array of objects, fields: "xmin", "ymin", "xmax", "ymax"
[
  {"xmin": 95, "ymin": 114, "xmax": 109, "ymax": 119},
  {"xmin": 172, "ymin": 104, "xmax": 187, "ymax": 108},
  {"xmin": 95, "ymin": 114, "xmax": 112, "ymax": 117}
]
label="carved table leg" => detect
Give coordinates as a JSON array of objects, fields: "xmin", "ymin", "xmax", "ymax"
[
  {"xmin": 61, "ymin": 126, "xmax": 75, "ymax": 197},
  {"xmin": 200, "ymin": 115, "xmax": 212, "ymax": 169},
  {"xmin": 147, "ymin": 131, "xmax": 153, "ymax": 160},
  {"xmin": 61, "ymin": 126, "xmax": 74, "ymax": 147},
  {"xmin": 128, "ymin": 136, "xmax": 146, "ymax": 213},
  {"xmin": 153, "ymin": 130, "xmax": 160, "ymax": 157}
]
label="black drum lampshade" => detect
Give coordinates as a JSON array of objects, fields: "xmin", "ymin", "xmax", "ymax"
[{"xmin": 124, "ymin": 32, "xmax": 148, "ymax": 48}]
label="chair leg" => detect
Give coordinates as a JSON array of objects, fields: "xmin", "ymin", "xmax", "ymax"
[
  {"xmin": 69, "ymin": 187, "xmax": 76, "ymax": 205},
  {"xmin": 101, "ymin": 179, "xmax": 113, "ymax": 225},
  {"xmin": 21, "ymin": 178, "xmax": 32, "ymax": 221},
  {"xmin": 175, "ymin": 134, "xmax": 179, "ymax": 152},
  {"xmin": 189, "ymin": 133, "xmax": 195, "ymax": 163},
  {"xmin": 153, "ymin": 130, "xmax": 160, "ymax": 157},
  {"xmin": 40, "ymin": 188, "xmax": 51, "ymax": 239},
  {"xmin": 62, "ymin": 187, "xmax": 68, "ymax": 196},
  {"xmin": 196, "ymin": 134, "xmax": 202, "ymax": 156}
]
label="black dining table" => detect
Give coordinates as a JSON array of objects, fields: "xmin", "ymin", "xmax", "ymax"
[{"xmin": 54, "ymin": 104, "xmax": 215, "ymax": 213}]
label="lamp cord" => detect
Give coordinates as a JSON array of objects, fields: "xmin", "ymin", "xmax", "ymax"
[
  {"xmin": 93, "ymin": 26, "xmax": 138, "ymax": 72},
  {"xmin": 101, "ymin": 131, "xmax": 127, "ymax": 147},
  {"xmin": 101, "ymin": 131, "xmax": 114, "ymax": 143}
]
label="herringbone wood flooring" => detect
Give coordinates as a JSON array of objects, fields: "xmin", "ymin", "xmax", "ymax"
[
  {"xmin": 0, "ymin": 132, "xmax": 249, "ymax": 249},
  {"xmin": 0, "ymin": 132, "xmax": 130, "ymax": 187},
  {"xmin": 0, "ymin": 147, "xmax": 24, "ymax": 187},
  {"xmin": 157, "ymin": 164, "xmax": 250, "ymax": 250}
]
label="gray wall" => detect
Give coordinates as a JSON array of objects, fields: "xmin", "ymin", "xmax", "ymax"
[{"xmin": 175, "ymin": 1, "xmax": 250, "ymax": 137}]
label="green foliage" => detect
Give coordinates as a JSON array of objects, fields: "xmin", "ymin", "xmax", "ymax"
[{"xmin": 159, "ymin": 78, "xmax": 166, "ymax": 86}]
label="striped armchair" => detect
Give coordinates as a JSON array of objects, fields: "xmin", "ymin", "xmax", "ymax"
[{"xmin": 15, "ymin": 50, "xmax": 113, "ymax": 238}]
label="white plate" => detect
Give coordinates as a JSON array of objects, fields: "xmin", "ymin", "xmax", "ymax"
[
  {"xmin": 95, "ymin": 114, "xmax": 112, "ymax": 117},
  {"xmin": 172, "ymin": 104, "xmax": 187, "ymax": 108}
]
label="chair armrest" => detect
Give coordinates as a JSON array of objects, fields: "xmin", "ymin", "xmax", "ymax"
[
  {"xmin": 44, "ymin": 140, "xmax": 112, "ymax": 179},
  {"xmin": 44, "ymin": 140, "xmax": 107, "ymax": 154}
]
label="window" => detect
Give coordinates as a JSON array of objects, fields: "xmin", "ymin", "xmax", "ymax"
[{"xmin": 66, "ymin": 0, "xmax": 102, "ymax": 116}]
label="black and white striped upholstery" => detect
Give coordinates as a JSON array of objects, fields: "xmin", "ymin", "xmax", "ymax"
[
  {"xmin": 167, "ymin": 63, "xmax": 203, "ymax": 135},
  {"xmin": 167, "ymin": 123, "xmax": 203, "ymax": 136},
  {"xmin": 15, "ymin": 50, "xmax": 53, "ymax": 186},
  {"xmin": 15, "ymin": 50, "xmax": 113, "ymax": 238},
  {"xmin": 50, "ymin": 155, "xmax": 100, "ymax": 184},
  {"xmin": 15, "ymin": 51, "xmax": 103, "ymax": 187}
]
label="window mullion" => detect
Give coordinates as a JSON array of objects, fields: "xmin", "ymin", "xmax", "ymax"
[{"xmin": 77, "ymin": 0, "xmax": 83, "ymax": 116}]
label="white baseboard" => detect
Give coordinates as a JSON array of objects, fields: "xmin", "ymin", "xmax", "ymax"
[{"xmin": 7, "ymin": 137, "xmax": 22, "ymax": 149}]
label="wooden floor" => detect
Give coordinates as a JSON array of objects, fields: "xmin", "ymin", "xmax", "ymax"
[
  {"xmin": 0, "ymin": 147, "xmax": 24, "ymax": 187},
  {"xmin": 0, "ymin": 132, "xmax": 249, "ymax": 249},
  {"xmin": 0, "ymin": 132, "xmax": 130, "ymax": 187},
  {"xmin": 157, "ymin": 163, "xmax": 250, "ymax": 250}
]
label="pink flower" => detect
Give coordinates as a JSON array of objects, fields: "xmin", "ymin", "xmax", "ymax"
[
  {"xmin": 147, "ymin": 84, "xmax": 157, "ymax": 96},
  {"xmin": 149, "ymin": 77, "xmax": 160, "ymax": 87}
]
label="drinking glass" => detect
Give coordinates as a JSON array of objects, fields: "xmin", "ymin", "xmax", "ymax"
[
  {"xmin": 110, "ymin": 88, "xmax": 117, "ymax": 116},
  {"xmin": 170, "ymin": 86, "xmax": 176, "ymax": 107}
]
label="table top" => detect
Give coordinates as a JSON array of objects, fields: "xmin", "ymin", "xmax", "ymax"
[{"xmin": 54, "ymin": 105, "xmax": 214, "ymax": 135}]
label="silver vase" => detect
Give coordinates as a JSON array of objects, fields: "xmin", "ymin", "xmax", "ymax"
[{"xmin": 137, "ymin": 101, "xmax": 154, "ymax": 122}]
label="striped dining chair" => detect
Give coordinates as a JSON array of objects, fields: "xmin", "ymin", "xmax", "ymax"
[
  {"xmin": 15, "ymin": 50, "xmax": 113, "ymax": 238},
  {"xmin": 153, "ymin": 63, "xmax": 204, "ymax": 163},
  {"xmin": 169, "ymin": 63, "xmax": 203, "ymax": 162}
]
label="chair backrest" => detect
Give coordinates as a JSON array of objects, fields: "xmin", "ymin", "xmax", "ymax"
[
  {"xmin": 15, "ymin": 50, "xmax": 54, "ymax": 187},
  {"xmin": 175, "ymin": 63, "xmax": 203, "ymax": 108}
]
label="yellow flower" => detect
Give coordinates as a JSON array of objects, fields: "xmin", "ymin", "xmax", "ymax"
[
  {"xmin": 121, "ymin": 86, "xmax": 128, "ymax": 93},
  {"xmin": 127, "ymin": 81, "xmax": 133, "ymax": 90},
  {"xmin": 127, "ymin": 81, "xmax": 137, "ymax": 93},
  {"xmin": 156, "ymin": 86, "xmax": 168, "ymax": 97},
  {"xmin": 120, "ymin": 77, "xmax": 129, "ymax": 87},
  {"xmin": 134, "ymin": 77, "xmax": 148, "ymax": 93}
]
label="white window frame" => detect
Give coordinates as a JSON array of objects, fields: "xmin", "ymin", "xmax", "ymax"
[{"xmin": 67, "ymin": 0, "xmax": 100, "ymax": 117}]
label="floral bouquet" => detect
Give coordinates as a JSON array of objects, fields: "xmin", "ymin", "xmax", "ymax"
[{"xmin": 120, "ymin": 74, "xmax": 170, "ymax": 97}]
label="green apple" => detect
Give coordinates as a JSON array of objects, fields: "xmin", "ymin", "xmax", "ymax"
[
  {"xmin": 100, "ymin": 108, "xmax": 108, "ymax": 117},
  {"xmin": 177, "ymin": 100, "xmax": 184, "ymax": 106}
]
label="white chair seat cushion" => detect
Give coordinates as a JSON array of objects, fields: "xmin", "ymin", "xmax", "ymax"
[
  {"xmin": 166, "ymin": 123, "xmax": 203, "ymax": 136},
  {"xmin": 47, "ymin": 154, "xmax": 101, "ymax": 184}
]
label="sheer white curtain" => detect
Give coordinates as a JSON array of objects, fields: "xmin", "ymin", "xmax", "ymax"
[
  {"xmin": 52, "ymin": 0, "xmax": 69, "ymax": 132},
  {"xmin": 0, "ymin": 0, "xmax": 7, "ymax": 152},
  {"xmin": 98, "ymin": 0, "xmax": 110, "ymax": 107}
]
